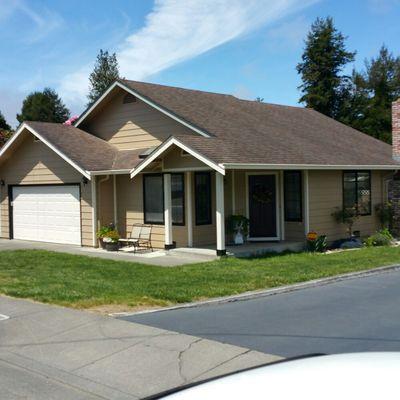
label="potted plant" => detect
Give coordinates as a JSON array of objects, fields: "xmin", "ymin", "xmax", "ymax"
[
  {"xmin": 96, "ymin": 223, "xmax": 115, "ymax": 249},
  {"xmin": 102, "ymin": 229, "xmax": 120, "ymax": 251},
  {"xmin": 226, "ymin": 215, "xmax": 249, "ymax": 245}
]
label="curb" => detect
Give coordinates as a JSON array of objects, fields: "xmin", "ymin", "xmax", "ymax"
[{"xmin": 111, "ymin": 264, "xmax": 400, "ymax": 317}]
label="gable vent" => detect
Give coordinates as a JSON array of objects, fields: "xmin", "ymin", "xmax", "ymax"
[{"xmin": 123, "ymin": 93, "xmax": 137, "ymax": 104}]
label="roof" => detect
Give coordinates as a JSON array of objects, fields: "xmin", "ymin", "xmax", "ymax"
[
  {"xmin": 121, "ymin": 79, "xmax": 399, "ymax": 167},
  {"xmin": 1, "ymin": 122, "xmax": 143, "ymax": 174}
]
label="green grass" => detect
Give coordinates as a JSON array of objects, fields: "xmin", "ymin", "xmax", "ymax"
[{"xmin": 0, "ymin": 247, "xmax": 399, "ymax": 309}]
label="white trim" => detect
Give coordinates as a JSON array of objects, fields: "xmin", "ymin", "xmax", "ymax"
[
  {"xmin": 91, "ymin": 176, "xmax": 97, "ymax": 247},
  {"xmin": 186, "ymin": 172, "xmax": 193, "ymax": 247},
  {"xmin": 90, "ymin": 169, "xmax": 131, "ymax": 176},
  {"xmin": 303, "ymin": 170, "xmax": 310, "ymax": 235},
  {"xmin": 279, "ymin": 170, "xmax": 285, "ymax": 241},
  {"xmin": 164, "ymin": 173, "xmax": 173, "ymax": 246},
  {"xmin": 0, "ymin": 123, "xmax": 91, "ymax": 179},
  {"xmin": 215, "ymin": 172, "xmax": 225, "ymax": 251},
  {"xmin": 113, "ymin": 175, "xmax": 118, "ymax": 227},
  {"xmin": 223, "ymin": 163, "xmax": 398, "ymax": 171},
  {"xmin": 75, "ymin": 81, "xmax": 210, "ymax": 138},
  {"xmin": 130, "ymin": 137, "xmax": 225, "ymax": 178},
  {"xmin": 245, "ymin": 172, "xmax": 280, "ymax": 241},
  {"xmin": 231, "ymin": 170, "xmax": 236, "ymax": 215}
]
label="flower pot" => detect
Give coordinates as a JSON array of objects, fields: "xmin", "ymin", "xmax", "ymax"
[
  {"xmin": 99, "ymin": 238, "xmax": 106, "ymax": 249},
  {"xmin": 105, "ymin": 242, "xmax": 119, "ymax": 252}
]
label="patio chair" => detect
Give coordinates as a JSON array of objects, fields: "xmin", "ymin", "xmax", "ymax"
[
  {"xmin": 119, "ymin": 224, "xmax": 142, "ymax": 251},
  {"xmin": 138, "ymin": 225, "xmax": 153, "ymax": 252}
]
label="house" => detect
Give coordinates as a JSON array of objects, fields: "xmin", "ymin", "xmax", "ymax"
[{"xmin": 0, "ymin": 79, "xmax": 399, "ymax": 255}]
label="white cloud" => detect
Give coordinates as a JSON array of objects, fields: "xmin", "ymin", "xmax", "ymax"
[
  {"xmin": 0, "ymin": 0, "xmax": 63, "ymax": 43},
  {"xmin": 59, "ymin": 0, "xmax": 319, "ymax": 112},
  {"xmin": 368, "ymin": 0, "xmax": 400, "ymax": 14}
]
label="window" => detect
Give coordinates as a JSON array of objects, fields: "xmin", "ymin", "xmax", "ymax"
[
  {"xmin": 195, "ymin": 172, "xmax": 212, "ymax": 225},
  {"xmin": 143, "ymin": 174, "xmax": 164, "ymax": 224},
  {"xmin": 143, "ymin": 173, "xmax": 185, "ymax": 225},
  {"xmin": 284, "ymin": 171, "xmax": 302, "ymax": 222},
  {"xmin": 171, "ymin": 174, "xmax": 185, "ymax": 225},
  {"xmin": 343, "ymin": 171, "xmax": 371, "ymax": 215}
]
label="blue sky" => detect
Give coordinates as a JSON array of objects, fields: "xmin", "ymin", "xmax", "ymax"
[{"xmin": 1, "ymin": 0, "xmax": 400, "ymax": 127}]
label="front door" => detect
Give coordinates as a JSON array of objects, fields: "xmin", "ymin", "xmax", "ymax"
[{"xmin": 248, "ymin": 174, "xmax": 277, "ymax": 239}]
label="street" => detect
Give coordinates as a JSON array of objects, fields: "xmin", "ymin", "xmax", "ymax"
[{"xmin": 122, "ymin": 269, "xmax": 400, "ymax": 358}]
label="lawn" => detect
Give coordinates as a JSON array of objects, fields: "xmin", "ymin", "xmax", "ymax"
[{"xmin": 0, "ymin": 247, "xmax": 399, "ymax": 310}]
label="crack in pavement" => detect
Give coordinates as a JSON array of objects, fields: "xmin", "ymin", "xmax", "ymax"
[{"xmin": 177, "ymin": 338, "xmax": 203, "ymax": 383}]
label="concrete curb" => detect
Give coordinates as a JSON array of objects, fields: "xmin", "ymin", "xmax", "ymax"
[{"xmin": 111, "ymin": 264, "xmax": 400, "ymax": 317}]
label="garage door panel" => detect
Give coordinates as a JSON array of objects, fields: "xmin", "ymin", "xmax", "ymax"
[{"xmin": 12, "ymin": 185, "xmax": 81, "ymax": 245}]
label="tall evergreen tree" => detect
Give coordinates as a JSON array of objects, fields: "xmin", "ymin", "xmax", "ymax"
[
  {"xmin": 297, "ymin": 17, "xmax": 355, "ymax": 118},
  {"xmin": 87, "ymin": 49, "xmax": 120, "ymax": 106},
  {"xmin": 0, "ymin": 110, "xmax": 10, "ymax": 131},
  {"xmin": 17, "ymin": 88, "xmax": 70, "ymax": 124}
]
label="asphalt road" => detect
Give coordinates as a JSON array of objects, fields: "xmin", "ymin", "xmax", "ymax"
[{"xmin": 121, "ymin": 270, "xmax": 400, "ymax": 358}]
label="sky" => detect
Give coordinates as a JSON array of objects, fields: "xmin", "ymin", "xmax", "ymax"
[{"xmin": 1, "ymin": 0, "xmax": 400, "ymax": 128}]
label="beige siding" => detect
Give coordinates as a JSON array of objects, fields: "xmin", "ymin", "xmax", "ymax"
[
  {"xmin": 309, "ymin": 170, "xmax": 383, "ymax": 241},
  {"xmin": 0, "ymin": 133, "xmax": 93, "ymax": 246},
  {"xmin": 84, "ymin": 91, "xmax": 194, "ymax": 150},
  {"xmin": 163, "ymin": 147, "xmax": 206, "ymax": 170}
]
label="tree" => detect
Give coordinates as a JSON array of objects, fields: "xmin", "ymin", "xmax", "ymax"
[
  {"xmin": 0, "ymin": 110, "xmax": 10, "ymax": 131},
  {"xmin": 17, "ymin": 88, "xmax": 70, "ymax": 124},
  {"xmin": 297, "ymin": 17, "xmax": 356, "ymax": 118},
  {"xmin": 87, "ymin": 49, "xmax": 120, "ymax": 106},
  {"xmin": 342, "ymin": 46, "xmax": 400, "ymax": 143}
]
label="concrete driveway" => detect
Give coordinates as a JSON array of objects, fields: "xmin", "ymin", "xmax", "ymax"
[
  {"xmin": 0, "ymin": 296, "xmax": 279, "ymax": 399},
  {"xmin": 122, "ymin": 269, "xmax": 400, "ymax": 358}
]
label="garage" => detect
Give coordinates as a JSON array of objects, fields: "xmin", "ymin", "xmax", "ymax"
[{"xmin": 11, "ymin": 185, "xmax": 81, "ymax": 245}]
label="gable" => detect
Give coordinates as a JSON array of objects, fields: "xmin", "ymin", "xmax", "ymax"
[
  {"xmin": 0, "ymin": 132, "xmax": 82, "ymax": 184},
  {"xmin": 81, "ymin": 88, "xmax": 195, "ymax": 151}
]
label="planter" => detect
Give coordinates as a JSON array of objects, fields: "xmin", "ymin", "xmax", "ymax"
[
  {"xmin": 99, "ymin": 238, "xmax": 106, "ymax": 249},
  {"xmin": 234, "ymin": 232, "xmax": 244, "ymax": 245},
  {"xmin": 105, "ymin": 242, "xmax": 119, "ymax": 252}
]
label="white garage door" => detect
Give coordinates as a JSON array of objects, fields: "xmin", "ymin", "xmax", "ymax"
[{"xmin": 12, "ymin": 185, "xmax": 81, "ymax": 245}]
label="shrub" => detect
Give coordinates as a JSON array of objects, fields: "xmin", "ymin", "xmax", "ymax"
[
  {"xmin": 375, "ymin": 202, "xmax": 394, "ymax": 229},
  {"xmin": 102, "ymin": 230, "xmax": 120, "ymax": 243},
  {"xmin": 364, "ymin": 229, "xmax": 394, "ymax": 247},
  {"xmin": 226, "ymin": 215, "xmax": 249, "ymax": 237},
  {"xmin": 96, "ymin": 223, "xmax": 115, "ymax": 239},
  {"xmin": 331, "ymin": 206, "xmax": 359, "ymax": 238}
]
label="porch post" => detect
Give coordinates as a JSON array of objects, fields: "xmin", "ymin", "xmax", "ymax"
[
  {"xmin": 113, "ymin": 175, "xmax": 118, "ymax": 227},
  {"xmin": 185, "ymin": 172, "xmax": 193, "ymax": 247},
  {"xmin": 215, "ymin": 172, "xmax": 226, "ymax": 256},
  {"xmin": 91, "ymin": 176, "xmax": 97, "ymax": 247},
  {"xmin": 164, "ymin": 173, "xmax": 174, "ymax": 249},
  {"xmin": 303, "ymin": 170, "xmax": 310, "ymax": 235}
]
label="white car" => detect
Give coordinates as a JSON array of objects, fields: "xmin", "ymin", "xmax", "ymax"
[{"xmin": 148, "ymin": 353, "xmax": 400, "ymax": 400}]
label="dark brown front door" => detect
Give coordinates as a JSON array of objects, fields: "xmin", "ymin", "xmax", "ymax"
[{"xmin": 248, "ymin": 174, "xmax": 277, "ymax": 238}]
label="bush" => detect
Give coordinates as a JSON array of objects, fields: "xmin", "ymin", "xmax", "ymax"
[
  {"xmin": 96, "ymin": 223, "xmax": 115, "ymax": 239},
  {"xmin": 375, "ymin": 202, "xmax": 394, "ymax": 229},
  {"xmin": 102, "ymin": 230, "xmax": 120, "ymax": 243},
  {"xmin": 364, "ymin": 229, "xmax": 394, "ymax": 247}
]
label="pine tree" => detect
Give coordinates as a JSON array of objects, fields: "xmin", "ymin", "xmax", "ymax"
[
  {"xmin": 0, "ymin": 110, "xmax": 10, "ymax": 131},
  {"xmin": 87, "ymin": 50, "xmax": 120, "ymax": 106},
  {"xmin": 297, "ymin": 17, "xmax": 355, "ymax": 118},
  {"xmin": 17, "ymin": 88, "xmax": 70, "ymax": 124}
]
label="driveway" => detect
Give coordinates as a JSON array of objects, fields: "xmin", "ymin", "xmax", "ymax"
[
  {"xmin": 122, "ymin": 269, "xmax": 400, "ymax": 358},
  {"xmin": 0, "ymin": 296, "xmax": 278, "ymax": 400}
]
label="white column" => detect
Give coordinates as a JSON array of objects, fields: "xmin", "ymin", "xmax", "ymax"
[
  {"xmin": 164, "ymin": 173, "xmax": 174, "ymax": 249},
  {"xmin": 113, "ymin": 175, "xmax": 118, "ymax": 227},
  {"xmin": 280, "ymin": 170, "xmax": 285, "ymax": 241},
  {"xmin": 185, "ymin": 172, "xmax": 193, "ymax": 247},
  {"xmin": 91, "ymin": 176, "xmax": 97, "ymax": 247},
  {"xmin": 215, "ymin": 172, "xmax": 226, "ymax": 256},
  {"xmin": 304, "ymin": 170, "xmax": 310, "ymax": 235}
]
